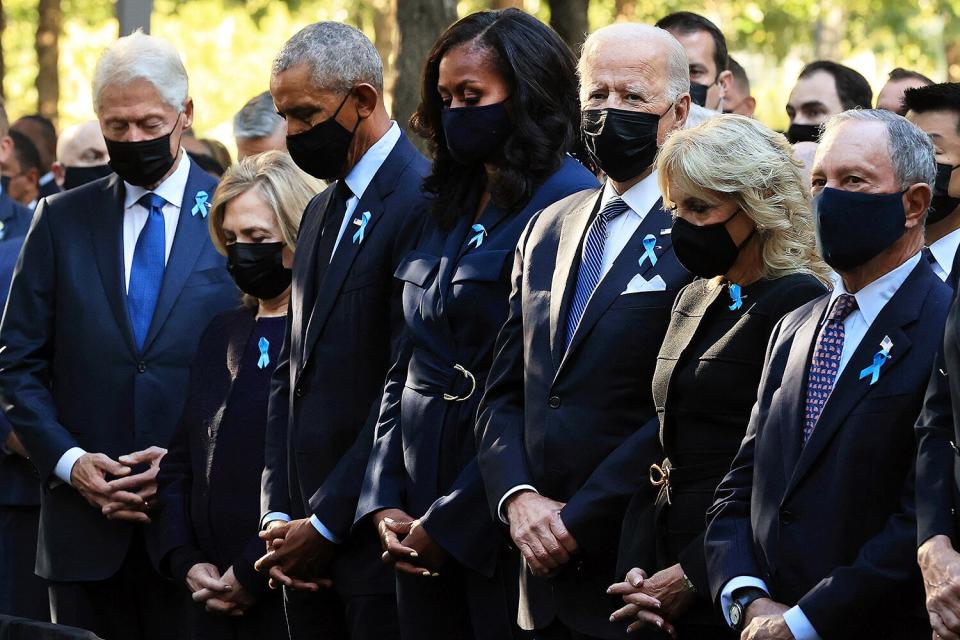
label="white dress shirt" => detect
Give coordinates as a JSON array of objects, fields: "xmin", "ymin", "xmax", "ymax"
[
  {"xmin": 927, "ymin": 226, "xmax": 960, "ymax": 282},
  {"xmin": 53, "ymin": 152, "xmax": 192, "ymax": 486},
  {"xmin": 263, "ymin": 123, "xmax": 401, "ymax": 543},
  {"xmin": 719, "ymin": 252, "xmax": 921, "ymax": 640},
  {"xmin": 496, "ymin": 172, "xmax": 663, "ymax": 523}
]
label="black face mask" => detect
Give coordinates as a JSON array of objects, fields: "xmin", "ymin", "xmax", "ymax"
[
  {"xmin": 813, "ymin": 187, "xmax": 907, "ymax": 271},
  {"xmin": 226, "ymin": 242, "xmax": 292, "ymax": 300},
  {"xmin": 582, "ymin": 107, "xmax": 668, "ymax": 182},
  {"xmin": 929, "ymin": 162, "xmax": 960, "ymax": 225},
  {"xmin": 785, "ymin": 123, "xmax": 821, "ymax": 144},
  {"xmin": 441, "ymin": 101, "xmax": 513, "ymax": 165},
  {"xmin": 105, "ymin": 115, "xmax": 181, "ymax": 187},
  {"xmin": 63, "ymin": 164, "xmax": 113, "ymax": 191},
  {"xmin": 286, "ymin": 93, "xmax": 356, "ymax": 181},
  {"xmin": 690, "ymin": 82, "xmax": 710, "ymax": 108},
  {"xmin": 672, "ymin": 208, "xmax": 754, "ymax": 278}
]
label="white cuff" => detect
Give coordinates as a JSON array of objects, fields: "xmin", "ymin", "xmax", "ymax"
[
  {"xmin": 497, "ymin": 485, "xmax": 538, "ymax": 524},
  {"xmin": 54, "ymin": 447, "xmax": 86, "ymax": 486},
  {"xmin": 262, "ymin": 512, "xmax": 291, "ymax": 529},
  {"xmin": 310, "ymin": 515, "xmax": 339, "ymax": 543},
  {"xmin": 720, "ymin": 576, "xmax": 770, "ymax": 628},
  {"xmin": 783, "ymin": 606, "xmax": 821, "ymax": 640}
]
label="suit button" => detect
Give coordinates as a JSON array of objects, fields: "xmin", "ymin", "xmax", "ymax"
[
  {"xmin": 137, "ymin": 362, "xmax": 146, "ymax": 373},
  {"xmin": 548, "ymin": 396, "xmax": 561, "ymax": 409},
  {"xmin": 780, "ymin": 509, "xmax": 795, "ymax": 525},
  {"xmin": 295, "ymin": 386, "xmax": 304, "ymax": 398}
]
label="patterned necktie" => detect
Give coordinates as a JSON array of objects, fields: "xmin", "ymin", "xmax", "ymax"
[
  {"xmin": 802, "ymin": 293, "xmax": 858, "ymax": 444},
  {"xmin": 127, "ymin": 192, "xmax": 167, "ymax": 351},
  {"xmin": 923, "ymin": 247, "xmax": 937, "ymax": 266},
  {"xmin": 314, "ymin": 180, "xmax": 353, "ymax": 286},
  {"xmin": 565, "ymin": 196, "xmax": 630, "ymax": 349}
]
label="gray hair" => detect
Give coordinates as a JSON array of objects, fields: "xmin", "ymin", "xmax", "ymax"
[
  {"xmin": 273, "ymin": 22, "xmax": 383, "ymax": 94},
  {"xmin": 234, "ymin": 91, "xmax": 283, "ymax": 140},
  {"xmin": 820, "ymin": 108, "xmax": 936, "ymax": 188},
  {"xmin": 92, "ymin": 30, "xmax": 188, "ymax": 113},
  {"xmin": 578, "ymin": 24, "xmax": 689, "ymax": 102}
]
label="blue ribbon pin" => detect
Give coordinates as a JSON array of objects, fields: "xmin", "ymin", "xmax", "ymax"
[
  {"xmin": 639, "ymin": 234, "xmax": 658, "ymax": 266},
  {"xmin": 352, "ymin": 211, "xmax": 371, "ymax": 244},
  {"xmin": 468, "ymin": 224, "xmax": 487, "ymax": 249},
  {"xmin": 728, "ymin": 283, "xmax": 743, "ymax": 310},
  {"xmin": 859, "ymin": 336, "xmax": 892, "ymax": 385},
  {"xmin": 257, "ymin": 337, "xmax": 270, "ymax": 369},
  {"xmin": 191, "ymin": 191, "xmax": 209, "ymax": 218}
]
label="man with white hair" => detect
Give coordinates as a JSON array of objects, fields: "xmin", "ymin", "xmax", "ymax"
[
  {"xmin": 474, "ymin": 23, "xmax": 692, "ymax": 639},
  {"xmin": 0, "ymin": 31, "xmax": 237, "ymax": 637},
  {"xmin": 51, "ymin": 120, "xmax": 112, "ymax": 190},
  {"xmin": 705, "ymin": 109, "xmax": 941, "ymax": 640},
  {"xmin": 234, "ymin": 91, "xmax": 287, "ymax": 160}
]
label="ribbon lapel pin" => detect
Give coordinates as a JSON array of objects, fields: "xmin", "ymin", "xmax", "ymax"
[
  {"xmin": 859, "ymin": 335, "xmax": 893, "ymax": 385},
  {"xmin": 468, "ymin": 224, "xmax": 487, "ymax": 249},
  {"xmin": 728, "ymin": 283, "xmax": 744, "ymax": 311},
  {"xmin": 191, "ymin": 191, "xmax": 209, "ymax": 218},
  {"xmin": 352, "ymin": 211, "xmax": 371, "ymax": 244},
  {"xmin": 257, "ymin": 337, "xmax": 270, "ymax": 369},
  {"xmin": 639, "ymin": 234, "xmax": 658, "ymax": 267}
]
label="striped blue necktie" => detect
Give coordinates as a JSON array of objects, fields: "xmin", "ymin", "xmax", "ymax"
[
  {"xmin": 565, "ymin": 196, "xmax": 630, "ymax": 349},
  {"xmin": 127, "ymin": 192, "xmax": 167, "ymax": 350}
]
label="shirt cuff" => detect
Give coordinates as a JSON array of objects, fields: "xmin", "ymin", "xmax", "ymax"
[
  {"xmin": 261, "ymin": 511, "xmax": 291, "ymax": 530},
  {"xmin": 54, "ymin": 447, "xmax": 86, "ymax": 486},
  {"xmin": 497, "ymin": 485, "xmax": 538, "ymax": 524},
  {"xmin": 310, "ymin": 515, "xmax": 340, "ymax": 543},
  {"xmin": 720, "ymin": 576, "xmax": 770, "ymax": 628},
  {"xmin": 783, "ymin": 606, "xmax": 821, "ymax": 640}
]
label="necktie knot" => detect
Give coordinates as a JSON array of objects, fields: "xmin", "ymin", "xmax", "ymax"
[
  {"xmin": 828, "ymin": 293, "xmax": 858, "ymax": 322},
  {"xmin": 138, "ymin": 192, "xmax": 167, "ymax": 212},
  {"xmin": 598, "ymin": 197, "xmax": 629, "ymax": 223},
  {"xmin": 334, "ymin": 180, "xmax": 353, "ymax": 203}
]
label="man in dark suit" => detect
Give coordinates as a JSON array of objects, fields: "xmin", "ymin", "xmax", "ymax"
[
  {"xmin": 254, "ymin": 22, "xmax": 428, "ymax": 640},
  {"xmin": 705, "ymin": 109, "xmax": 946, "ymax": 640},
  {"xmin": 12, "ymin": 115, "xmax": 61, "ymax": 201},
  {"xmin": 474, "ymin": 24, "xmax": 692, "ymax": 640},
  {"xmin": 0, "ymin": 32, "xmax": 237, "ymax": 639}
]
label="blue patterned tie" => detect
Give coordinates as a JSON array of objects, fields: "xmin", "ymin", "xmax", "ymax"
[
  {"xmin": 565, "ymin": 197, "xmax": 630, "ymax": 349},
  {"xmin": 802, "ymin": 293, "xmax": 858, "ymax": 444},
  {"xmin": 127, "ymin": 193, "xmax": 167, "ymax": 350}
]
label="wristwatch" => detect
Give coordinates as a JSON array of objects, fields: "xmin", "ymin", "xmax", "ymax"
[{"xmin": 729, "ymin": 587, "xmax": 769, "ymax": 631}]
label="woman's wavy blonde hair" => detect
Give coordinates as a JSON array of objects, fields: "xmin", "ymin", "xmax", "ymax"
[{"xmin": 657, "ymin": 114, "xmax": 832, "ymax": 285}]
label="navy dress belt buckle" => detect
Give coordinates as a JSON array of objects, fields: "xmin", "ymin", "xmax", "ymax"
[
  {"xmin": 443, "ymin": 364, "xmax": 476, "ymax": 402},
  {"xmin": 649, "ymin": 459, "xmax": 673, "ymax": 506}
]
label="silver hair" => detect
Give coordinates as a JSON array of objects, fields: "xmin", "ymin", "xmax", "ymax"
[
  {"xmin": 578, "ymin": 24, "xmax": 689, "ymax": 102},
  {"xmin": 820, "ymin": 108, "xmax": 936, "ymax": 188},
  {"xmin": 234, "ymin": 91, "xmax": 283, "ymax": 140},
  {"xmin": 273, "ymin": 22, "xmax": 383, "ymax": 93},
  {"xmin": 92, "ymin": 30, "xmax": 188, "ymax": 113}
]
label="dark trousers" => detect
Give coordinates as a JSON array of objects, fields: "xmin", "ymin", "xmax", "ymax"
[
  {"xmin": 533, "ymin": 619, "xmax": 606, "ymax": 640},
  {"xmin": 0, "ymin": 505, "xmax": 49, "ymax": 621},
  {"xmin": 185, "ymin": 593, "xmax": 286, "ymax": 640},
  {"xmin": 47, "ymin": 532, "xmax": 182, "ymax": 640},
  {"xmin": 283, "ymin": 586, "xmax": 399, "ymax": 640}
]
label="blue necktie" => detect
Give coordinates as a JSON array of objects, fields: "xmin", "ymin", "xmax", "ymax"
[
  {"xmin": 128, "ymin": 193, "xmax": 167, "ymax": 350},
  {"xmin": 565, "ymin": 197, "xmax": 630, "ymax": 349},
  {"xmin": 802, "ymin": 293, "xmax": 858, "ymax": 444}
]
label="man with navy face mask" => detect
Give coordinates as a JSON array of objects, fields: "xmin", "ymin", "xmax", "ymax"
[{"xmin": 705, "ymin": 109, "xmax": 945, "ymax": 640}]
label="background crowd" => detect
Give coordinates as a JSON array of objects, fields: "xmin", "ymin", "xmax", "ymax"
[{"xmin": 5, "ymin": 6, "xmax": 960, "ymax": 640}]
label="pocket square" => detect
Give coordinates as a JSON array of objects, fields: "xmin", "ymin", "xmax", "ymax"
[{"xmin": 622, "ymin": 273, "xmax": 667, "ymax": 294}]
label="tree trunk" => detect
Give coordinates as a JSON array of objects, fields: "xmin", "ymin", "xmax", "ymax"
[
  {"xmin": 548, "ymin": 0, "xmax": 588, "ymax": 51},
  {"xmin": 493, "ymin": 0, "xmax": 522, "ymax": 8},
  {"xmin": 372, "ymin": 0, "xmax": 397, "ymax": 115},
  {"xmin": 394, "ymin": 0, "xmax": 456, "ymax": 149},
  {"xmin": 0, "ymin": 0, "xmax": 6, "ymax": 99},
  {"xmin": 36, "ymin": 0, "xmax": 62, "ymax": 123},
  {"xmin": 812, "ymin": 4, "xmax": 843, "ymax": 61}
]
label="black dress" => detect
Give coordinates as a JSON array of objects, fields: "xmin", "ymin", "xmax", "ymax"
[
  {"xmin": 152, "ymin": 307, "xmax": 287, "ymax": 640},
  {"xmin": 617, "ymin": 273, "xmax": 826, "ymax": 638}
]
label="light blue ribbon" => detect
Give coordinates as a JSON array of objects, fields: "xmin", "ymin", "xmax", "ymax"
[
  {"xmin": 639, "ymin": 234, "xmax": 658, "ymax": 266},
  {"xmin": 257, "ymin": 337, "xmax": 270, "ymax": 369},
  {"xmin": 728, "ymin": 283, "xmax": 743, "ymax": 311},
  {"xmin": 468, "ymin": 224, "xmax": 487, "ymax": 249},
  {"xmin": 352, "ymin": 211, "xmax": 371, "ymax": 244},
  {"xmin": 859, "ymin": 350, "xmax": 889, "ymax": 385},
  {"xmin": 191, "ymin": 191, "xmax": 209, "ymax": 218}
]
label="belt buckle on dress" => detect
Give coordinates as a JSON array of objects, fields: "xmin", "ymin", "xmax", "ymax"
[
  {"xmin": 443, "ymin": 364, "xmax": 476, "ymax": 402},
  {"xmin": 649, "ymin": 460, "xmax": 672, "ymax": 505}
]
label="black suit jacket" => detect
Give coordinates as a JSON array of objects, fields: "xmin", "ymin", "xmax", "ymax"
[
  {"xmin": 0, "ymin": 161, "xmax": 238, "ymax": 581},
  {"xmin": 260, "ymin": 132, "xmax": 430, "ymax": 596},
  {"xmin": 705, "ymin": 260, "xmax": 948, "ymax": 638},
  {"xmin": 476, "ymin": 188, "xmax": 692, "ymax": 638}
]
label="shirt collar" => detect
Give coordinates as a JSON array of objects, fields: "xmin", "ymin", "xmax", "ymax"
[
  {"xmin": 928, "ymin": 227, "xmax": 960, "ymax": 274},
  {"xmin": 600, "ymin": 170, "xmax": 661, "ymax": 222},
  {"xmin": 828, "ymin": 252, "xmax": 921, "ymax": 327},
  {"xmin": 343, "ymin": 122, "xmax": 401, "ymax": 201},
  {"xmin": 38, "ymin": 171, "xmax": 55, "ymax": 187},
  {"xmin": 124, "ymin": 150, "xmax": 192, "ymax": 210}
]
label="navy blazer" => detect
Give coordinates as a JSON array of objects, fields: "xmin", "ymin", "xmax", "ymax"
[
  {"xmin": 475, "ymin": 188, "xmax": 692, "ymax": 639},
  {"xmin": 0, "ymin": 160, "xmax": 238, "ymax": 581},
  {"xmin": 356, "ymin": 157, "xmax": 598, "ymax": 579},
  {"xmin": 260, "ymin": 131, "xmax": 430, "ymax": 597},
  {"xmin": 705, "ymin": 260, "xmax": 948, "ymax": 639}
]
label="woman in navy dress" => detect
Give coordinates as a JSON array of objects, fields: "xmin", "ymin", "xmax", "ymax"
[
  {"xmin": 151, "ymin": 151, "xmax": 321, "ymax": 640},
  {"xmin": 355, "ymin": 9, "xmax": 598, "ymax": 640}
]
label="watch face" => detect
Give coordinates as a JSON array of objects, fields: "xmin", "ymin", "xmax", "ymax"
[{"xmin": 730, "ymin": 605, "xmax": 741, "ymax": 626}]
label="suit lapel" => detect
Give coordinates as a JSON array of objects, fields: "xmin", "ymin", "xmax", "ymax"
[{"xmin": 290, "ymin": 188, "xmax": 334, "ymax": 365}]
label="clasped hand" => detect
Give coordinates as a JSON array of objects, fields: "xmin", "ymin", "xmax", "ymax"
[
  {"xmin": 70, "ymin": 446, "xmax": 167, "ymax": 523},
  {"xmin": 185, "ymin": 563, "xmax": 255, "ymax": 617},
  {"xmin": 255, "ymin": 518, "xmax": 334, "ymax": 591},
  {"xmin": 505, "ymin": 491, "xmax": 577, "ymax": 577},
  {"xmin": 608, "ymin": 564, "xmax": 695, "ymax": 637},
  {"xmin": 373, "ymin": 508, "xmax": 446, "ymax": 577},
  {"xmin": 919, "ymin": 535, "xmax": 960, "ymax": 640}
]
